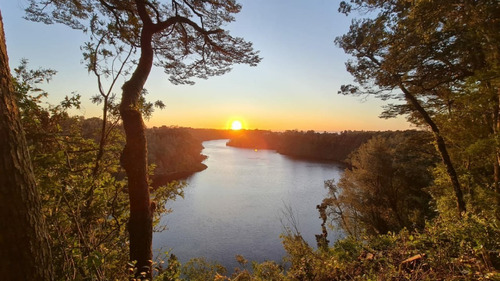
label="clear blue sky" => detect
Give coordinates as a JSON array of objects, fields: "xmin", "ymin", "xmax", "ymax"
[{"xmin": 1, "ymin": 0, "xmax": 410, "ymax": 131}]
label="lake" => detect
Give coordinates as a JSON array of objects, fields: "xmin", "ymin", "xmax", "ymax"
[{"xmin": 153, "ymin": 139, "xmax": 344, "ymax": 270}]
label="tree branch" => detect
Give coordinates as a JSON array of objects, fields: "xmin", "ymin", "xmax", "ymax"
[
  {"xmin": 135, "ymin": 0, "xmax": 153, "ymax": 27},
  {"xmin": 181, "ymin": 0, "xmax": 205, "ymax": 29},
  {"xmin": 154, "ymin": 15, "xmax": 222, "ymax": 36}
]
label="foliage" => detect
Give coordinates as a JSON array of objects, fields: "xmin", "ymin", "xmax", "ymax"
[
  {"xmin": 12, "ymin": 0, "xmax": 500, "ymax": 279},
  {"xmin": 227, "ymin": 130, "xmax": 380, "ymax": 163},
  {"xmin": 277, "ymin": 130, "xmax": 378, "ymax": 163},
  {"xmin": 13, "ymin": 61, "xmax": 183, "ymax": 280},
  {"xmin": 178, "ymin": 215, "xmax": 499, "ymax": 281},
  {"xmin": 187, "ymin": 128, "xmax": 238, "ymax": 141},
  {"xmin": 336, "ymin": 0, "xmax": 499, "ymax": 108},
  {"xmin": 250, "ymin": 261, "xmax": 286, "ymax": 281},
  {"xmin": 322, "ymin": 131, "xmax": 437, "ymax": 237},
  {"xmin": 159, "ymin": 214, "xmax": 500, "ymax": 280},
  {"xmin": 336, "ymin": 0, "xmax": 500, "ymax": 215},
  {"xmin": 226, "ymin": 130, "xmax": 281, "ymax": 150},
  {"xmin": 25, "ymin": 1, "xmax": 261, "ymax": 276},
  {"xmin": 0, "ymin": 20, "xmax": 55, "ymax": 279},
  {"xmin": 14, "ymin": 61, "xmax": 128, "ymax": 279},
  {"xmin": 276, "ymin": 213, "xmax": 500, "ymax": 281},
  {"xmin": 275, "ymin": 2, "xmax": 500, "ymax": 280},
  {"xmin": 155, "ymin": 254, "xmax": 182, "ymax": 281},
  {"xmin": 147, "ymin": 126, "xmax": 207, "ymax": 185},
  {"xmin": 179, "ymin": 257, "xmax": 227, "ymax": 281},
  {"xmin": 427, "ymin": 79, "xmax": 500, "ymax": 218}
]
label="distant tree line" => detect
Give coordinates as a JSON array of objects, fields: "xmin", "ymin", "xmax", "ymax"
[
  {"xmin": 226, "ymin": 129, "xmax": 282, "ymax": 150},
  {"xmin": 185, "ymin": 128, "xmax": 236, "ymax": 141},
  {"xmin": 278, "ymin": 130, "xmax": 383, "ymax": 163},
  {"xmin": 227, "ymin": 129, "xmax": 385, "ymax": 163},
  {"xmin": 147, "ymin": 126, "xmax": 207, "ymax": 186}
]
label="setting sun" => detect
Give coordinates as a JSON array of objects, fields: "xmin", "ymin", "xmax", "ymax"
[{"xmin": 231, "ymin": 120, "xmax": 243, "ymax": 130}]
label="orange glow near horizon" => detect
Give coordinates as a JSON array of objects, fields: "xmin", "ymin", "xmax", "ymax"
[
  {"xmin": 231, "ymin": 120, "xmax": 243, "ymax": 130},
  {"xmin": 146, "ymin": 111, "xmax": 412, "ymax": 132},
  {"xmin": 226, "ymin": 118, "xmax": 247, "ymax": 130}
]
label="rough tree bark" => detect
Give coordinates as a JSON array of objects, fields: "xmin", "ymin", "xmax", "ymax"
[
  {"xmin": 496, "ymin": 88, "xmax": 500, "ymax": 215},
  {"xmin": 493, "ymin": 85, "xmax": 500, "ymax": 218},
  {"xmin": 0, "ymin": 10, "xmax": 54, "ymax": 280}
]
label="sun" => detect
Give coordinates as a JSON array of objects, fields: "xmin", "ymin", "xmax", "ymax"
[{"xmin": 231, "ymin": 120, "xmax": 243, "ymax": 130}]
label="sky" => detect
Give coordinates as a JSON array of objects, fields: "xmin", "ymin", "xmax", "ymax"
[{"xmin": 1, "ymin": 0, "xmax": 411, "ymax": 132}]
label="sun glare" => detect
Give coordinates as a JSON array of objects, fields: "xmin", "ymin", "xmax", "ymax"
[{"xmin": 231, "ymin": 120, "xmax": 243, "ymax": 130}]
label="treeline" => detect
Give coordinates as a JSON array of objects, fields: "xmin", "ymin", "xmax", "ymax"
[
  {"xmin": 148, "ymin": 127, "xmax": 266, "ymax": 185},
  {"xmin": 185, "ymin": 127, "xmax": 236, "ymax": 141},
  {"xmin": 227, "ymin": 130, "xmax": 382, "ymax": 163},
  {"xmin": 150, "ymin": 127, "xmax": 384, "ymax": 184},
  {"xmin": 147, "ymin": 126, "xmax": 208, "ymax": 186},
  {"xmin": 278, "ymin": 130, "xmax": 380, "ymax": 162},
  {"xmin": 225, "ymin": 129, "xmax": 281, "ymax": 150}
]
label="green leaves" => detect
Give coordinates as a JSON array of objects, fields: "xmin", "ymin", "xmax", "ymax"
[
  {"xmin": 279, "ymin": 210, "xmax": 500, "ymax": 280},
  {"xmin": 336, "ymin": 0, "xmax": 499, "ymax": 119},
  {"xmin": 324, "ymin": 131, "xmax": 437, "ymax": 237},
  {"xmin": 12, "ymin": 61, "xmax": 185, "ymax": 279}
]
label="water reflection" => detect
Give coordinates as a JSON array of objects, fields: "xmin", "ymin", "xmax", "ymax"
[{"xmin": 153, "ymin": 139, "xmax": 344, "ymax": 270}]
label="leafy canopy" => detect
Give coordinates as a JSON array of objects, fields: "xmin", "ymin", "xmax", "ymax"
[
  {"xmin": 336, "ymin": 0, "xmax": 499, "ymax": 119},
  {"xmin": 25, "ymin": 0, "xmax": 261, "ymax": 85}
]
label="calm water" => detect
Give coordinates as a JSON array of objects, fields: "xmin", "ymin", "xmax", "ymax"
[{"xmin": 153, "ymin": 139, "xmax": 344, "ymax": 270}]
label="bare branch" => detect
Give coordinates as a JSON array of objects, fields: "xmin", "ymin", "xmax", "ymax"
[
  {"xmin": 181, "ymin": 0, "xmax": 205, "ymax": 29},
  {"xmin": 154, "ymin": 15, "xmax": 222, "ymax": 36},
  {"xmin": 107, "ymin": 46, "xmax": 134, "ymax": 97}
]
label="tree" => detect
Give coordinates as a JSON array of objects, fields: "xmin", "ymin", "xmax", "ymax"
[
  {"xmin": 25, "ymin": 1, "xmax": 261, "ymax": 278},
  {"xmin": 82, "ymin": 36, "xmax": 134, "ymax": 178},
  {"xmin": 335, "ymin": 0, "xmax": 499, "ymax": 215},
  {"xmin": 0, "ymin": 10, "xmax": 54, "ymax": 280},
  {"xmin": 13, "ymin": 60, "xmax": 127, "ymax": 279},
  {"xmin": 12, "ymin": 58, "xmax": 184, "ymax": 279},
  {"xmin": 323, "ymin": 131, "xmax": 436, "ymax": 237}
]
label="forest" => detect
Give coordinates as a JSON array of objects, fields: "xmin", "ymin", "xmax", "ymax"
[
  {"xmin": 1, "ymin": 0, "xmax": 500, "ymax": 280},
  {"xmin": 227, "ymin": 129, "xmax": 380, "ymax": 163}
]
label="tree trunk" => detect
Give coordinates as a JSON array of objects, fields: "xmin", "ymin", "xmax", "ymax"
[
  {"xmin": 483, "ymin": 28, "xmax": 500, "ymax": 216},
  {"xmin": 0, "ymin": 10, "xmax": 54, "ymax": 280},
  {"xmin": 399, "ymin": 83, "xmax": 466, "ymax": 215},
  {"xmin": 494, "ymin": 86, "xmax": 500, "ymax": 217},
  {"xmin": 92, "ymin": 95, "xmax": 108, "ymax": 177},
  {"xmin": 120, "ymin": 26, "xmax": 155, "ymax": 279}
]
